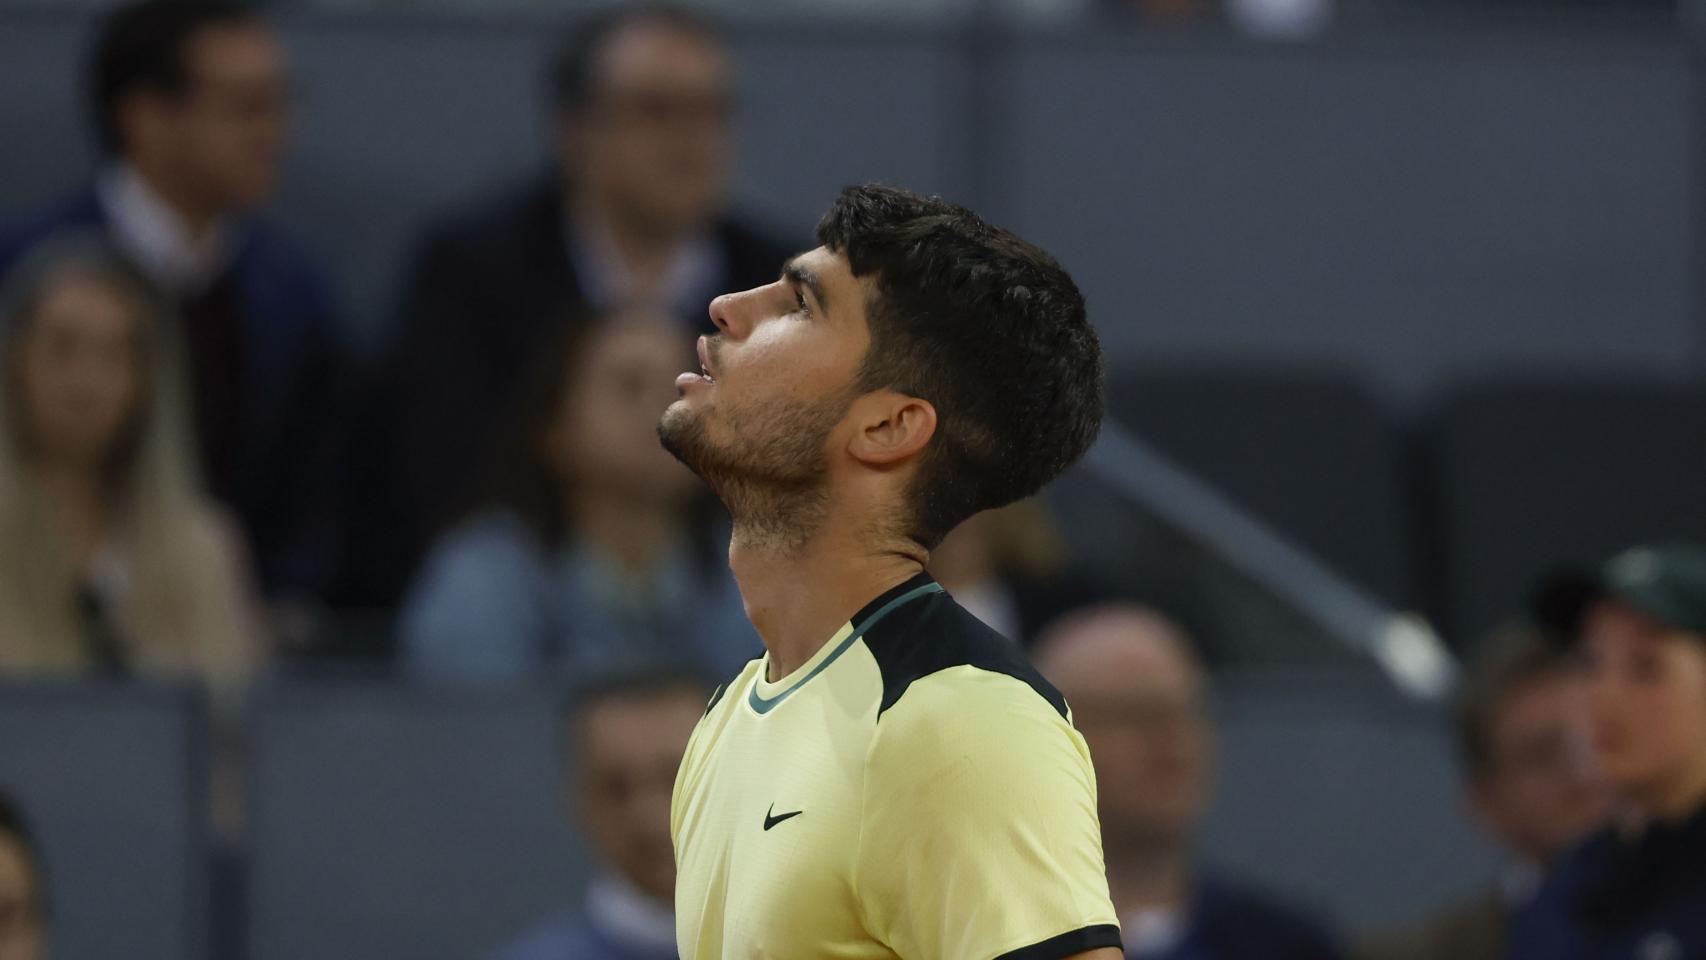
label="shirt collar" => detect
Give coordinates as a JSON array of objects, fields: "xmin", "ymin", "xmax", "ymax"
[
  {"xmin": 97, "ymin": 164, "xmax": 236, "ymax": 295},
  {"xmin": 565, "ymin": 211, "xmax": 723, "ymax": 317}
]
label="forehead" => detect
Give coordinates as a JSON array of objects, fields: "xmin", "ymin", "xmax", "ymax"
[
  {"xmin": 1043, "ymin": 625, "xmax": 1202, "ymax": 705},
  {"xmin": 575, "ymin": 691, "xmax": 703, "ymax": 754},
  {"xmin": 793, "ymin": 246, "xmax": 866, "ymax": 314},
  {"xmin": 596, "ymin": 20, "xmax": 728, "ymax": 90},
  {"xmin": 189, "ymin": 20, "xmax": 279, "ymax": 57},
  {"xmin": 185, "ymin": 21, "xmax": 283, "ymax": 79},
  {"xmin": 1584, "ymin": 599, "xmax": 1669, "ymax": 644},
  {"xmin": 34, "ymin": 271, "xmax": 134, "ymax": 326}
]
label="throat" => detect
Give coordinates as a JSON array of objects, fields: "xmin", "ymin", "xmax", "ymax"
[{"xmin": 729, "ymin": 530, "xmax": 924, "ymax": 681}]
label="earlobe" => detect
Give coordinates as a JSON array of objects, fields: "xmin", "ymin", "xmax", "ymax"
[{"xmin": 851, "ymin": 394, "xmax": 936, "ymax": 467}]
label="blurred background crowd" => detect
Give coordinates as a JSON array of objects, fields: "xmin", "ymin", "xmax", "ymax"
[{"xmin": 0, "ymin": 0, "xmax": 1704, "ymax": 957}]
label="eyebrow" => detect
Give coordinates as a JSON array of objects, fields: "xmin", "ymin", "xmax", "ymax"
[{"xmin": 782, "ymin": 258, "xmax": 830, "ymax": 315}]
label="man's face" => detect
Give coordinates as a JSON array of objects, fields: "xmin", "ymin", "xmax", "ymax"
[
  {"xmin": 1469, "ymin": 670, "xmax": 1610, "ymax": 866},
  {"xmin": 1040, "ymin": 615, "xmax": 1212, "ymax": 853},
  {"xmin": 0, "ymin": 831, "xmax": 43, "ymax": 960},
  {"xmin": 541, "ymin": 319, "xmax": 698, "ymax": 507},
  {"xmin": 566, "ymin": 20, "xmax": 732, "ymax": 235},
  {"xmin": 658, "ymin": 247, "xmax": 870, "ymax": 514},
  {"xmin": 144, "ymin": 22, "xmax": 289, "ymax": 212},
  {"xmin": 1580, "ymin": 600, "xmax": 1706, "ymax": 808},
  {"xmin": 572, "ymin": 689, "xmax": 706, "ymax": 904}
]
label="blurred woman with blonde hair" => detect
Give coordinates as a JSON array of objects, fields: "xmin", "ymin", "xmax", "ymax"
[{"xmin": 0, "ymin": 235, "xmax": 259, "ymax": 685}]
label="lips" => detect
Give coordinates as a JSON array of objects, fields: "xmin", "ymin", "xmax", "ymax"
[
  {"xmin": 675, "ymin": 336, "xmax": 717, "ymax": 390},
  {"xmin": 696, "ymin": 336, "xmax": 716, "ymax": 383}
]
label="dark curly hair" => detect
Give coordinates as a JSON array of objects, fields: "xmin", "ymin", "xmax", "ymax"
[{"xmin": 816, "ymin": 184, "xmax": 1104, "ymax": 550}]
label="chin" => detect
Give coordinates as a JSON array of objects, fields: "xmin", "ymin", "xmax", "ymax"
[{"xmin": 658, "ymin": 403, "xmax": 715, "ymax": 475}]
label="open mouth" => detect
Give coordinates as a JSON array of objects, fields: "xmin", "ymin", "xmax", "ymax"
[{"xmin": 676, "ymin": 335, "xmax": 717, "ymax": 389}]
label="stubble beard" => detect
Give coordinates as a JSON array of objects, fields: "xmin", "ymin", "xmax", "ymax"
[{"xmin": 657, "ymin": 389, "xmax": 850, "ymax": 554}]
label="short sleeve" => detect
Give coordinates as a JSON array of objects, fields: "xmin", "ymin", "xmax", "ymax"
[{"xmin": 854, "ymin": 666, "xmax": 1121, "ymax": 960}]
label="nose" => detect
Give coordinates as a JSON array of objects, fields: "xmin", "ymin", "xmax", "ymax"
[
  {"xmin": 707, "ymin": 293, "xmax": 734, "ymax": 335},
  {"xmin": 707, "ymin": 284, "xmax": 764, "ymax": 340}
]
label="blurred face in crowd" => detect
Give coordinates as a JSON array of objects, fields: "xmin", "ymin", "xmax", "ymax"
[
  {"xmin": 564, "ymin": 17, "xmax": 733, "ymax": 237},
  {"xmin": 1468, "ymin": 669, "xmax": 1610, "ymax": 866},
  {"xmin": 542, "ymin": 317, "xmax": 699, "ymax": 507},
  {"xmin": 1038, "ymin": 607, "xmax": 1212, "ymax": 855},
  {"xmin": 10, "ymin": 269, "xmax": 146, "ymax": 473},
  {"xmin": 1580, "ymin": 599, "xmax": 1706, "ymax": 818},
  {"xmin": 572, "ymin": 686, "xmax": 706, "ymax": 903},
  {"xmin": 0, "ymin": 828, "xmax": 44, "ymax": 960},
  {"xmin": 657, "ymin": 249, "xmax": 871, "ymax": 523},
  {"xmin": 123, "ymin": 21, "xmax": 289, "ymax": 216}
]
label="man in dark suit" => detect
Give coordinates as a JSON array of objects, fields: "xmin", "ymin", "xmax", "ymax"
[
  {"xmin": 355, "ymin": 4, "xmax": 790, "ymax": 610},
  {"xmin": 0, "ymin": 0, "xmax": 349, "ymax": 607}
]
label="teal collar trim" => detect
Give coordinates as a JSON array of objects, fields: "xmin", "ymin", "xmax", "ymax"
[{"xmin": 747, "ymin": 580, "xmax": 944, "ymax": 715}]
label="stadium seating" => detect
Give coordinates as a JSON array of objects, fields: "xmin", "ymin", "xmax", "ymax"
[
  {"xmin": 245, "ymin": 681, "xmax": 591, "ymax": 960},
  {"xmin": 1105, "ymin": 364, "xmax": 1419, "ymax": 606},
  {"xmin": 0, "ymin": 681, "xmax": 210, "ymax": 960},
  {"xmin": 1202, "ymin": 670, "xmax": 1496, "ymax": 932},
  {"xmin": 1427, "ymin": 378, "xmax": 1706, "ymax": 647}
]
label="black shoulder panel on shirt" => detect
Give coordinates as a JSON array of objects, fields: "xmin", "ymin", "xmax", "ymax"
[
  {"xmin": 860, "ymin": 588, "xmax": 1071, "ymax": 721},
  {"xmin": 703, "ymin": 682, "xmax": 728, "ymax": 716}
]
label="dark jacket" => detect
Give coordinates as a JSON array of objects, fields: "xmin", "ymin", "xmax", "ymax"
[
  {"xmin": 347, "ymin": 176, "xmax": 792, "ymax": 609},
  {"xmin": 1133, "ymin": 875, "xmax": 1346, "ymax": 960},
  {"xmin": 1506, "ymin": 802, "xmax": 1706, "ymax": 960},
  {"xmin": 1356, "ymin": 885, "xmax": 1506, "ymax": 960},
  {"xmin": 0, "ymin": 188, "xmax": 350, "ymax": 599}
]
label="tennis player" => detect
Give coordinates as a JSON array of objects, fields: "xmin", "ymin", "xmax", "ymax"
[{"xmin": 659, "ymin": 184, "xmax": 1121, "ymax": 959}]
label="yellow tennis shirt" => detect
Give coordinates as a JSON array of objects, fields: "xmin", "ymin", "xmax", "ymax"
[{"xmin": 671, "ymin": 573, "xmax": 1121, "ymax": 959}]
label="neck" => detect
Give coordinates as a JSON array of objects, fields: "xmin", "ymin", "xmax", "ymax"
[
  {"xmin": 728, "ymin": 510, "xmax": 924, "ymax": 681},
  {"xmin": 129, "ymin": 159, "xmax": 223, "ymax": 240},
  {"xmin": 571, "ymin": 185, "xmax": 688, "ymax": 290},
  {"xmin": 568, "ymin": 487, "xmax": 682, "ymax": 580},
  {"xmin": 1105, "ymin": 839, "xmax": 1193, "ymax": 917}
]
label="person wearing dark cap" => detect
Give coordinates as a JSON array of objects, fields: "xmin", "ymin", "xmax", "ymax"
[
  {"xmin": 0, "ymin": 790, "xmax": 45, "ymax": 960},
  {"xmin": 1506, "ymin": 542, "xmax": 1706, "ymax": 960}
]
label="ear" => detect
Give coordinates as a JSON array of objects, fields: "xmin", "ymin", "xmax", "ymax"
[{"xmin": 847, "ymin": 391, "xmax": 936, "ymax": 468}]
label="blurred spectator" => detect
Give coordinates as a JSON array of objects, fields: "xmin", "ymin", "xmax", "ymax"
[
  {"xmin": 354, "ymin": 3, "xmax": 791, "ymax": 608},
  {"xmin": 493, "ymin": 669, "xmax": 706, "ymax": 960},
  {"xmin": 401, "ymin": 311, "xmax": 754, "ymax": 683},
  {"xmin": 0, "ymin": 238, "xmax": 259, "ymax": 683},
  {"xmin": 0, "ymin": 0, "xmax": 349, "ymax": 611},
  {"xmin": 928, "ymin": 498, "xmax": 1111, "ymax": 646},
  {"xmin": 1508, "ymin": 543, "xmax": 1706, "ymax": 960},
  {"xmin": 1035, "ymin": 604, "xmax": 1346, "ymax": 960},
  {"xmin": 0, "ymin": 790, "xmax": 45, "ymax": 960},
  {"xmin": 1358, "ymin": 624, "xmax": 1610, "ymax": 960}
]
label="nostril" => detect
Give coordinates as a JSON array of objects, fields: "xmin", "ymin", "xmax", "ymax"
[{"xmin": 708, "ymin": 295, "xmax": 733, "ymax": 333}]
